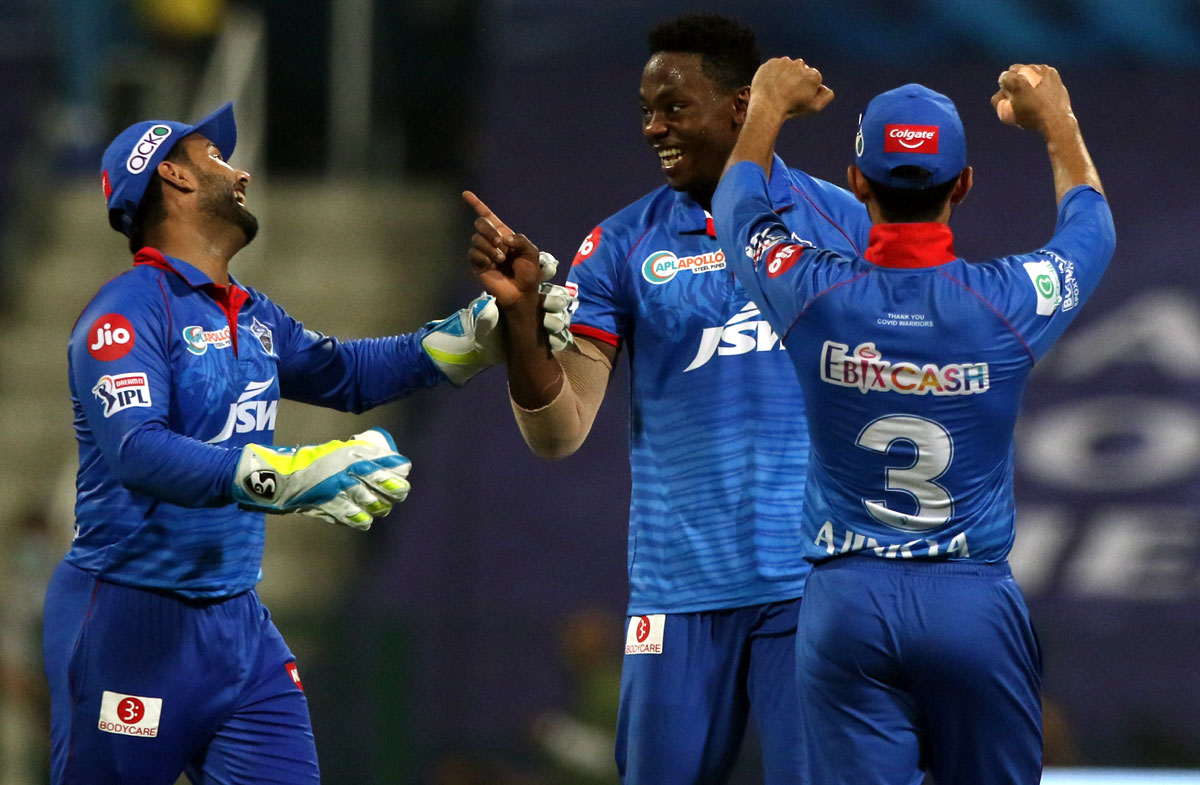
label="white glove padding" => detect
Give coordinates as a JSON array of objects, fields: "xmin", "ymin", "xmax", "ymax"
[
  {"xmin": 422, "ymin": 281, "xmax": 578, "ymax": 386},
  {"xmin": 232, "ymin": 427, "xmax": 412, "ymax": 530}
]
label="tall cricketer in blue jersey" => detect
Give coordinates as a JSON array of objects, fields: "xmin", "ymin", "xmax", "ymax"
[
  {"xmin": 714, "ymin": 59, "xmax": 1114, "ymax": 785},
  {"xmin": 465, "ymin": 14, "xmax": 870, "ymax": 785}
]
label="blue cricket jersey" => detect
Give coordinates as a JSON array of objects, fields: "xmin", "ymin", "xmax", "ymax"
[
  {"xmin": 714, "ymin": 160, "xmax": 1115, "ymax": 564},
  {"xmin": 566, "ymin": 155, "xmax": 870, "ymax": 614},
  {"xmin": 66, "ymin": 248, "xmax": 444, "ymax": 598}
]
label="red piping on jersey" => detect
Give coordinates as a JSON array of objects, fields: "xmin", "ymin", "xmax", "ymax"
[
  {"xmin": 864, "ymin": 223, "xmax": 957, "ymax": 268},
  {"xmin": 571, "ymin": 323, "xmax": 620, "ymax": 347},
  {"xmin": 133, "ymin": 247, "xmax": 249, "ymax": 355},
  {"xmin": 939, "ymin": 270, "xmax": 1035, "ymax": 364},
  {"xmin": 784, "ymin": 272, "xmax": 870, "ymax": 341},
  {"xmin": 791, "ymin": 186, "xmax": 863, "ymax": 257}
]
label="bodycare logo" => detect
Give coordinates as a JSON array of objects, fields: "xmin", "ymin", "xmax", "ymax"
[
  {"xmin": 625, "ymin": 614, "xmax": 665, "ymax": 655},
  {"xmin": 126, "ymin": 125, "xmax": 172, "ymax": 174},
  {"xmin": 885, "ymin": 125, "xmax": 939, "ymax": 154},
  {"xmin": 98, "ymin": 691, "xmax": 163, "ymax": 738}
]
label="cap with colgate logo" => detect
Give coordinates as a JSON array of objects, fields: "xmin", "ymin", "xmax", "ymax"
[{"xmin": 855, "ymin": 84, "xmax": 965, "ymax": 189}]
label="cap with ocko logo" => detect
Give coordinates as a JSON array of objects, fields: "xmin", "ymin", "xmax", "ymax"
[{"xmin": 100, "ymin": 102, "xmax": 237, "ymax": 237}]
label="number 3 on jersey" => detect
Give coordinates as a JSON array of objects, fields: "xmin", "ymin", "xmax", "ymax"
[{"xmin": 855, "ymin": 414, "xmax": 954, "ymax": 531}]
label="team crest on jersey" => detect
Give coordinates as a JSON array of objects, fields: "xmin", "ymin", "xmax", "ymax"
[
  {"xmin": 182, "ymin": 325, "xmax": 232, "ymax": 355},
  {"xmin": 249, "ymin": 317, "xmax": 274, "ymax": 356},
  {"xmin": 93, "ymin": 372, "xmax": 153, "ymax": 417},
  {"xmin": 821, "ymin": 341, "xmax": 989, "ymax": 396},
  {"xmin": 98, "ymin": 690, "xmax": 163, "ymax": 738},
  {"xmin": 641, "ymin": 249, "xmax": 726, "ymax": 285},
  {"xmin": 625, "ymin": 614, "xmax": 665, "ymax": 655}
]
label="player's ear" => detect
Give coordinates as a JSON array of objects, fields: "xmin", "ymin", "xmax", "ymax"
[
  {"xmin": 847, "ymin": 165, "xmax": 871, "ymax": 204},
  {"xmin": 732, "ymin": 86, "xmax": 751, "ymax": 127},
  {"xmin": 157, "ymin": 158, "xmax": 196, "ymax": 194},
  {"xmin": 950, "ymin": 166, "xmax": 973, "ymax": 206}
]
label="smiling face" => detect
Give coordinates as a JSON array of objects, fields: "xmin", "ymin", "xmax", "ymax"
[
  {"xmin": 178, "ymin": 134, "xmax": 259, "ymax": 245},
  {"xmin": 640, "ymin": 52, "xmax": 746, "ymax": 209}
]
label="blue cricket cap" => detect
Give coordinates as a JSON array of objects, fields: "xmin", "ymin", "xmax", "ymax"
[
  {"xmin": 101, "ymin": 102, "xmax": 237, "ymax": 236},
  {"xmin": 854, "ymin": 84, "xmax": 965, "ymax": 189}
]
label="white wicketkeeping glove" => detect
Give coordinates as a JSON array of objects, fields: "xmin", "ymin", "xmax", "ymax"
[
  {"xmin": 422, "ymin": 251, "xmax": 577, "ymax": 386},
  {"xmin": 232, "ymin": 427, "xmax": 412, "ymax": 530}
]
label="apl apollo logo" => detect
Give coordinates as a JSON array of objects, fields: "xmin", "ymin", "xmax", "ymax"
[
  {"xmin": 641, "ymin": 249, "xmax": 726, "ymax": 285},
  {"xmin": 126, "ymin": 125, "xmax": 173, "ymax": 174}
]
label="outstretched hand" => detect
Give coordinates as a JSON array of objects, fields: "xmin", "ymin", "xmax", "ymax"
[{"xmin": 464, "ymin": 191, "xmax": 542, "ymax": 310}]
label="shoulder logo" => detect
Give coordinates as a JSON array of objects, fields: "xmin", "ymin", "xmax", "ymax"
[
  {"xmin": 92, "ymin": 372, "xmax": 153, "ymax": 417},
  {"xmin": 126, "ymin": 125, "xmax": 172, "ymax": 174},
  {"xmin": 87, "ymin": 313, "xmax": 136, "ymax": 361},
  {"xmin": 1022, "ymin": 260, "xmax": 1061, "ymax": 316},
  {"xmin": 573, "ymin": 227, "xmax": 602, "ymax": 266}
]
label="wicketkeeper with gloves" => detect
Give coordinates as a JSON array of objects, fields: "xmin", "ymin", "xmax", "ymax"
[{"xmin": 42, "ymin": 102, "xmax": 573, "ymax": 785}]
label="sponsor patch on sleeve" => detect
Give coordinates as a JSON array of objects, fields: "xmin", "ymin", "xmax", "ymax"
[
  {"xmin": 766, "ymin": 243, "xmax": 804, "ymax": 277},
  {"xmin": 573, "ymin": 227, "xmax": 603, "ymax": 266},
  {"xmin": 92, "ymin": 372, "xmax": 153, "ymax": 418},
  {"xmin": 99, "ymin": 690, "xmax": 162, "ymax": 737},
  {"xmin": 87, "ymin": 313, "xmax": 136, "ymax": 361},
  {"xmin": 625, "ymin": 614, "xmax": 665, "ymax": 655},
  {"xmin": 1022, "ymin": 260, "xmax": 1062, "ymax": 316},
  {"xmin": 286, "ymin": 661, "xmax": 304, "ymax": 691}
]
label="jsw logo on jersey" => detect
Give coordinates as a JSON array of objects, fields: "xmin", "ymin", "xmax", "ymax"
[
  {"xmin": 684, "ymin": 302, "xmax": 785, "ymax": 372},
  {"xmin": 206, "ymin": 379, "xmax": 278, "ymax": 443}
]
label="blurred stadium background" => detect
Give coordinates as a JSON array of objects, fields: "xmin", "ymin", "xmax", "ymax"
[{"xmin": 1, "ymin": 0, "xmax": 1198, "ymax": 783}]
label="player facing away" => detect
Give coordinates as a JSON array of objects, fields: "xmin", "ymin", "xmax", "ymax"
[
  {"xmin": 712, "ymin": 60, "xmax": 1114, "ymax": 784},
  {"xmin": 465, "ymin": 14, "xmax": 869, "ymax": 785},
  {"xmin": 42, "ymin": 103, "xmax": 570, "ymax": 785}
]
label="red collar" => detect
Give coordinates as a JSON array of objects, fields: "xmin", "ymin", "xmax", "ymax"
[{"xmin": 863, "ymin": 223, "xmax": 958, "ymax": 269}]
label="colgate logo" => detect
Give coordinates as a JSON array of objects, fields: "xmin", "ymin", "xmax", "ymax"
[{"xmin": 884, "ymin": 124, "xmax": 939, "ymax": 153}]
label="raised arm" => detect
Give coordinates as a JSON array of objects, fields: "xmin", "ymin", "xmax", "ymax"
[
  {"xmin": 990, "ymin": 64, "xmax": 1103, "ymax": 202},
  {"xmin": 464, "ymin": 191, "xmax": 615, "ymax": 460},
  {"xmin": 725, "ymin": 57, "xmax": 834, "ymax": 175}
]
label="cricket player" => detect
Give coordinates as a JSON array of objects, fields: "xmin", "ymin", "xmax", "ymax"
[
  {"xmin": 712, "ymin": 59, "xmax": 1114, "ymax": 784},
  {"xmin": 465, "ymin": 14, "xmax": 870, "ymax": 784},
  {"xmin": 42, "ymin": 102, "xmax": 570, "ymax": 785}
]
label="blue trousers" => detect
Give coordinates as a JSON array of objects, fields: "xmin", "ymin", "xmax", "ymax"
[
  {"xmin": 43, "ymin": 561, "xmax": 320, "ymax": 785},
  {"xmin": 616, "ymin": 598, "xmax": 804, "ymax": 785},
  {"xmin": 798, "ymin": 557, "xmax": 1042, "ymax": 785}
]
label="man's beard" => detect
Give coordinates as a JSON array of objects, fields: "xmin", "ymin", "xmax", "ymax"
[{"xmin": 197, "ymin": 171, "xmax": 260, "ymax": 246}]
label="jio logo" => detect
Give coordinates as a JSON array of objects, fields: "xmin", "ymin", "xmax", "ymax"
[{"xmin": 87, "ymin": 313, "xmax": 136, "ymax": 361}]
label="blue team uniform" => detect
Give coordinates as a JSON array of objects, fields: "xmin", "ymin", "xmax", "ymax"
[
  {"xmin": 714, "ymin": 160, "xmax": 1116, "ymax": 785},
  {"xmin": 44, "ymin": 248, "xmax": 443, "ymax": 784},
  {"xmin": 567, "ymin": 155, "xmax": 869, "ymax": 784}
]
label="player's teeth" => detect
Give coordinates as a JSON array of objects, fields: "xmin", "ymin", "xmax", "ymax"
[{"xmin": 659, "ymin": 149, "xmax": 682, "ymax": 165}]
